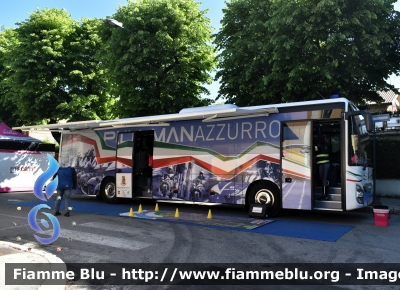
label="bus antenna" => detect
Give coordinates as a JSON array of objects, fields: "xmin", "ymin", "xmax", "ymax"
[{"xmin": 317, "ymin": 91, "xmax": 325, "ymax": 99}]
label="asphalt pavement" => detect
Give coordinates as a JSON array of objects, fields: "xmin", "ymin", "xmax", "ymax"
[
  {"xmin": 0, "ymin": 195, "xmax": 399, "ymax": 290},
  {"xmin": 0, "ymin": 241, "xmax": 66, "ymax": 290}
]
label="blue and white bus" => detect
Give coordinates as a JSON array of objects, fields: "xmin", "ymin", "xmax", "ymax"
[{"xmin": 15, "ymin": 97, "xmax": 374, "ymax": 216}]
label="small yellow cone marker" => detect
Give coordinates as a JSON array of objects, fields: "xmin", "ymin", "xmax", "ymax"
[
  {"xmin": 129, "ymin": 208, "xmax": 134, "ymax": 217},
  {"xmin": 207, "ymin": 209, "xmax": 212, "ymax": 219},
  {"xmin": 138, "ymin": 204, "xmax": 143, "ymax": 213},
  {"xmin": 155, "ymin": 203, "xmax": 159, "ymax": 211},
  {"xmin": 175, "ymin": 208, "xmax": 180, "ymax": 218}
]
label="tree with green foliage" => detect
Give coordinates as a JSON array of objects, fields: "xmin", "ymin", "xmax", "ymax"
[
  {"xmin": 99, "ymin": 0, "xmax": 216, "ymax": 118},
  {"xmin": 3, "ymin": 8, "xmax": 115, "ymax": 127},
  {"xmin": 0, "ymin": 27, "xmax": 22, "ymax": 127},
  {"xmin": 214, "ymin": 0, "xmax": 400, "ymax": 106}
]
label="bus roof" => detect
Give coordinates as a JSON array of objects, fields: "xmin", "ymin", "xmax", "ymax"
[{"xmin": 13, "ymin": 97, "xmax": 350, "ymax": 131}]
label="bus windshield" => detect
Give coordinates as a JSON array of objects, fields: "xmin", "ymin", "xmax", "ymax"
[{"xmin": 348, "ymin": 103, "xmax": 370, "ymax": 166}]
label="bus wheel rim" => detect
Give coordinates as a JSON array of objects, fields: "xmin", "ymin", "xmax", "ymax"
[
  {"xmin": 105, "ymin": 183, "xmax": 115, "ymax": 199},
  {"xmin": 255, "ymin": 189, "xmax": 274, "ymax": 206}
]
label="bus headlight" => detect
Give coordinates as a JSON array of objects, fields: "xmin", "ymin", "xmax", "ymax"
[
  {"xmin": 363, "ymin": 183, "xmax": 372, "ymax": 193},
  {"xmin": 356, "ymin": 184, "xmax": 363, "ymax": 204}
]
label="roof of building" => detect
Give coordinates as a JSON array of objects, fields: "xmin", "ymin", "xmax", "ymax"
[{"xmin": 368, "ymin": 90, "xmax": 399, "ymax": 104}]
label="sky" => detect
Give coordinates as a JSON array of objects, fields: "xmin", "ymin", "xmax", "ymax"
[{"xmin": 1, "ymin": 0, "xmax": 400, "ymax": 101}]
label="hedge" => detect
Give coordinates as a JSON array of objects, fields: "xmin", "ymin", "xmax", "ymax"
[{"xmin": 370, "ymin": 137, "xmax": 400, "ymax": 179}]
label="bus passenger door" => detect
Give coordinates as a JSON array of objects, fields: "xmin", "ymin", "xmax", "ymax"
[
  {"xmin": 313, "ymin": 120, "xmax": 343, "ymax": 210},
  {"xmin": 281, "ymin": 121, "xmax": 312, "ymax": 210},
  {"xmin": 132, "ymin": 131, "xmax": 154, "ymax": 197},
  {"xmin": 116, "ymin": 132, "xmax": 134, "ymax": 199}
]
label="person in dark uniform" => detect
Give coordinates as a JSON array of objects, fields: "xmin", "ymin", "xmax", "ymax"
[
  {"xmin": 54, "ymin": 157, "xmax": 77, "ymax": 217},
  {"xmin": 315, "ymin": 135, "xmax": 330, "ymax": 200}
]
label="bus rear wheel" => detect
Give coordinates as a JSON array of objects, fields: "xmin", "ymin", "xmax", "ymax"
[
  {"xmin": 247, "ymin": 182, "xmax": 281, "ymax": 217},
  {"xmin": 101, "ymin": 177, "xmax": 120, "ymax": 204}
]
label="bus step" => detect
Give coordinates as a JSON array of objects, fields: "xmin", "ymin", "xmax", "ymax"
[
  {"xmin": 313, "ymin": 207, "xmax": 343, "ymax": 211},
  {"xmin": 314, "ymin": 200, "xmax": 342, "ymax": 210},
  {"xmin": 314, "ymin": 193, "xmax": 341, "ymax": 202},
  {"xmin": 315, "ymin": 186, "xmax": 341, "ymax": 195},
  {"xmin": 141, "ymin": 187, "xmax": 152, "ymax": 197}
]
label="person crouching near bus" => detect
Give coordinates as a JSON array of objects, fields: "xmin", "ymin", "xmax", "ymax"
[
  {"xmin": 315, "ymin": 135, "xmax": 330, "ymax": 200},
  {"xmin": 54, "ymin": 157, "xmax": 77, "ymax": 217}
]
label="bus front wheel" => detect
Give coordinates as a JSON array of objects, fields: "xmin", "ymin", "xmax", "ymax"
[
  {"xmin": 101, "ymin": 177, "xmax": 119, "ymax": 204},
  {"xmin": 247, "ymin": 182, "xmax": 281, "ymax": 217}
]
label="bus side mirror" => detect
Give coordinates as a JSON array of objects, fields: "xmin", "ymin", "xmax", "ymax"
[
  {"xmin": 362, "ymin": 112, "xmax": 374, "ymax": 133},
  {"xmin": 344, "ymin": 110, "xmax": 374, "ymax": 133}
]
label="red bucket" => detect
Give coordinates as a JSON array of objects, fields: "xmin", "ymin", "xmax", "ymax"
[{"xmin": 373, "ymin": 205, "xmax": 390, "ymax": 227}]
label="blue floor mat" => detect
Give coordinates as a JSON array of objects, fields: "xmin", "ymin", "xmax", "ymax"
[
  {"xmin": 250, "ymin": 220, "xmax": 353, "ymax": 242},
  {"xmin": 11, "ymin": 200, "xmax": 353, "ymax": 242}
]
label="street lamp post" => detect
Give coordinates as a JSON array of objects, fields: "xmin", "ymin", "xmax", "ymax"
[{"xmin": 106, "ymin": 18, "xmax": 134, "ymax": 34}]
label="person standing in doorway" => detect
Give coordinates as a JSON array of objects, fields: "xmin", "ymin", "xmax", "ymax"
[
  {"xmin": 315, "ymin": 135, "xmax": 330, "ymax": 200},
  {"xmin": 54, "ymin": 157, "xmax": 77, "ymax": 217},
  {"xmin": 146, "ymin": 149, "xmax": 153, "ymax": 194}
]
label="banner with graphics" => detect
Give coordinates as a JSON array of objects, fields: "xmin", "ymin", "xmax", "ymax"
[{"xmin": 60, "ymin": 112, "xmax": 307, "ymax": 205}]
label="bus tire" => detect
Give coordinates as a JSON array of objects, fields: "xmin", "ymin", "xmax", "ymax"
[
  {"xmin": 101, "ymin": 177, "xmax": 119, "ymax": 204},
  {"xmin": 247, "ymin": 181, "xmax": 281, "ymax": 217}
]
